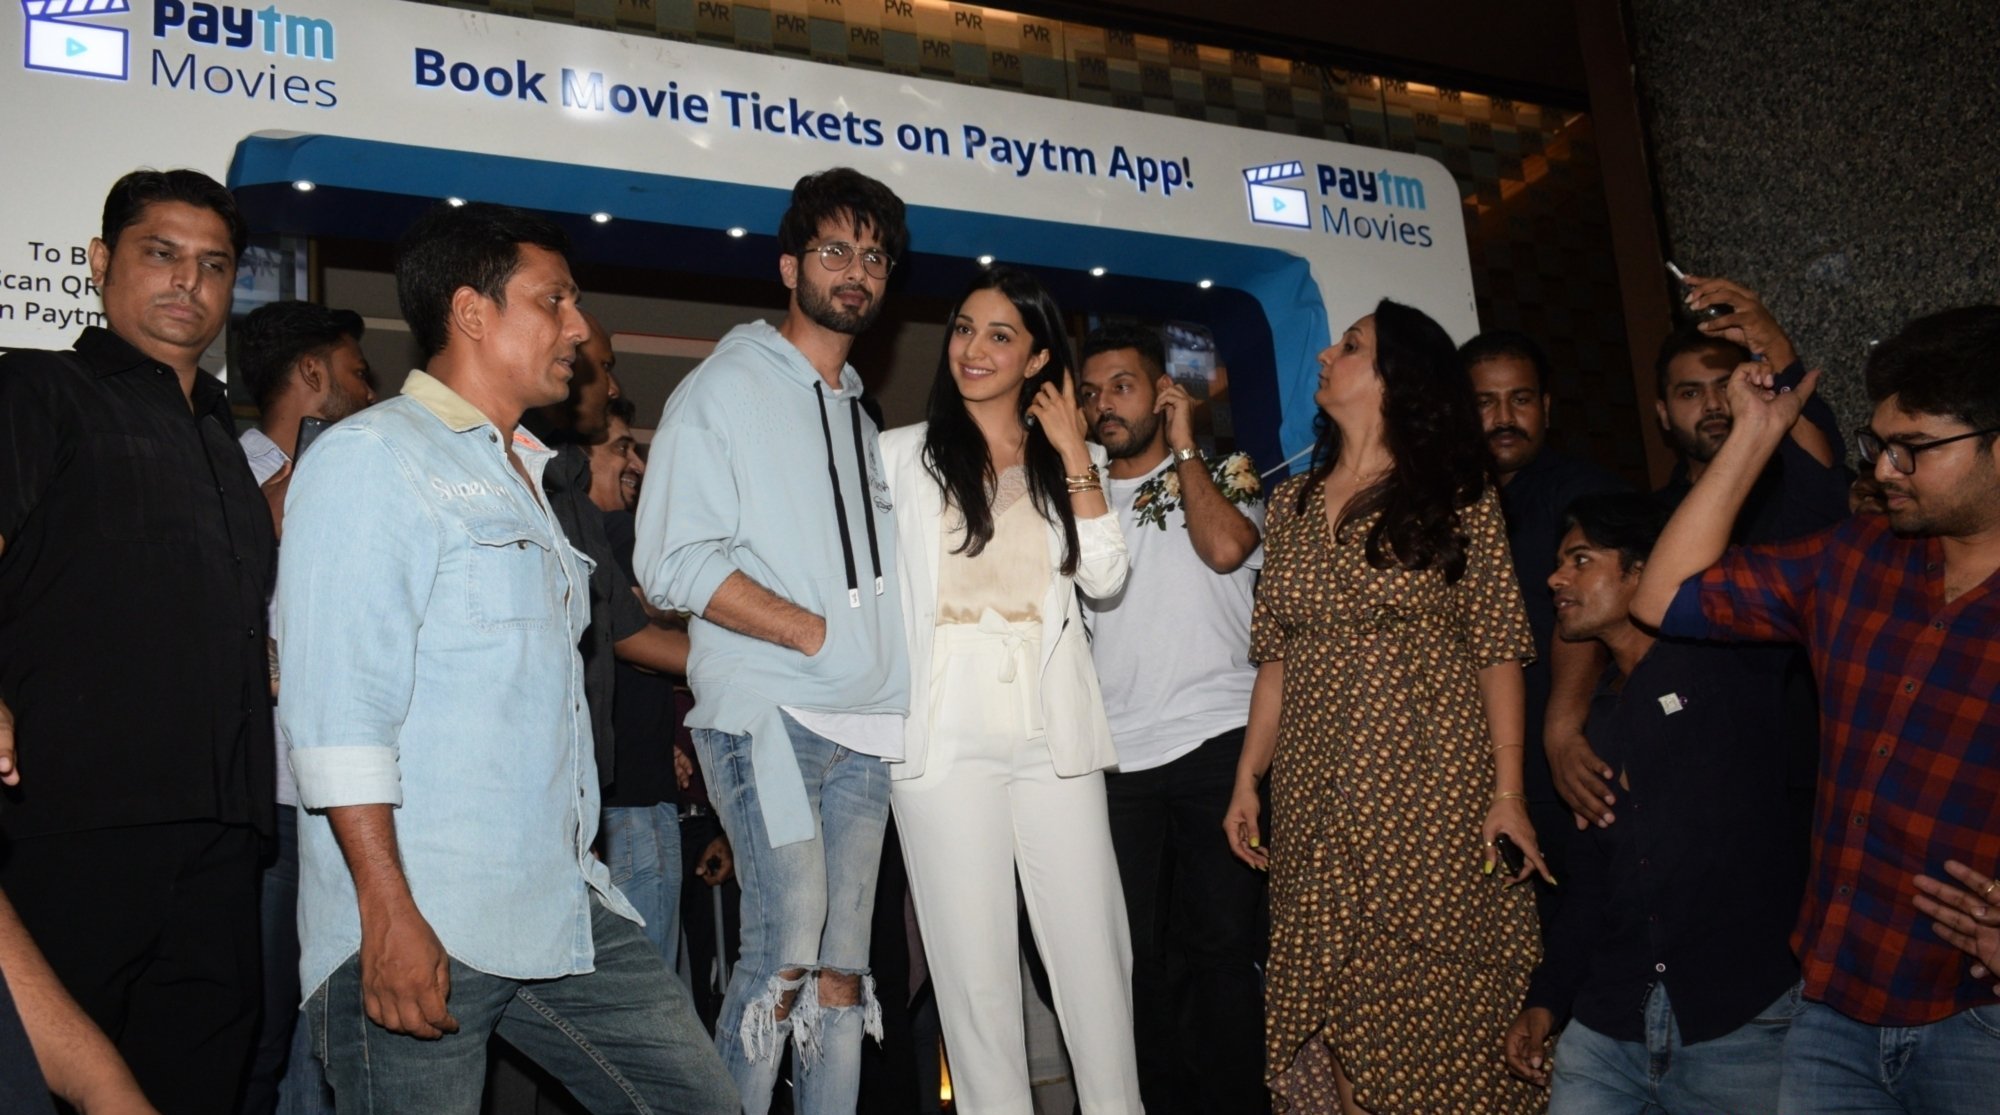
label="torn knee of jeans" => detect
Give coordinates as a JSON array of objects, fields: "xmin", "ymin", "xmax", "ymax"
[
  {"xmin": 737, "ymin": 969, "xmax": 811, "ymax": 1064},
  {"xmin": 806, "ymin": 967, "xmax": 883, "ymax": 1047}
]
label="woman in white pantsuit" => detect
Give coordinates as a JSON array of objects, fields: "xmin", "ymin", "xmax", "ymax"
[{"xmin": 879, "ymin": 265, "xmax": 1140, "ymax": 1114}]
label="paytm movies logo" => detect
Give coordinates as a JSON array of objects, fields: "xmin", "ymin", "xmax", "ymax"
[
  {"xmin": 21, "ymin": 0, "xmax": 131, "ymax": 81},
  {"xmin": 1243, "ymin": 161, "xmax": 1310, "ymax": 229}
]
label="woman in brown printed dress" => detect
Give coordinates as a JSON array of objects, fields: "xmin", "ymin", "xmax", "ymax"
[{"xmin": 1223, "ymin": 299, "xmax": 1550, "ymax": 1114}]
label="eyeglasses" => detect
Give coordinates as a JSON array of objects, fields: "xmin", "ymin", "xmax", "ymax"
[
  {"xmin": 806, "ymin": 241, "xmax": 894, "ymax": 280},
  {"xmin": 1854, "ymin": 426, "xmax": 2000, "ymax": 475}
]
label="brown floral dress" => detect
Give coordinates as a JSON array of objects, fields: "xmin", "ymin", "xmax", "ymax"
[{"xmin": 1251, "ymin": 476, "xmax": 1543, "ymax": 1114}]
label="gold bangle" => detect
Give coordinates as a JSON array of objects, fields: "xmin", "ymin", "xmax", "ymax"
[
  {"xmin": 1492, "ymin": 791, "xmax": 1526, "ymax": 803},
  {"xmin": 1065, "ymin": 465, "xmax": 1100, "ymax": 492}
]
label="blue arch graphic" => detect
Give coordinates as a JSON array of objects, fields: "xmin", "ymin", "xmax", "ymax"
[{"xmin": 228, "ymin": 133, "xmax": 1330, "ymax": 469}]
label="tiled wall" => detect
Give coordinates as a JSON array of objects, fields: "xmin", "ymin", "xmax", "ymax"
[{"xmin": 421, "ymin": 0, "xmax": 1647, "ymax": 480}]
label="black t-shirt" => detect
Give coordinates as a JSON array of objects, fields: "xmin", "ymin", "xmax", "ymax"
[
  {"xmin": 1526, "ymin": 640, "xmax": 1807, "ymax": 1043},
  {"xmin": 599, "ymin": 510, "xmax": 680, "ymax": 809},
  {"xmin": 0, "ymin": 328, "xmax": 275, "ymax": 839},
  {"xmin": 1497, "ymin": 448, "xmax": 1628, "ymax": 805}
]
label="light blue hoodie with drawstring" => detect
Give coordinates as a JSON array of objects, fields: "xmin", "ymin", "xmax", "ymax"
[{"xmin": 632, "ymin": 320, "xmax": 908, "ymax": 848}]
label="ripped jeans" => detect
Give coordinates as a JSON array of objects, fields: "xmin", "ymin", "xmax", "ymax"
[{"xmin": 691, "ymin": 713, "xmax": 890, "ymax": 1115}]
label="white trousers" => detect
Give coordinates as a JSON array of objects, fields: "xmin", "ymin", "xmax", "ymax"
[{"xmin": 893, "ymin": 620, "xmax": 1144, "ymax": 1115}]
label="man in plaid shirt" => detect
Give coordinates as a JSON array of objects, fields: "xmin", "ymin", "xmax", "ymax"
[{"xmin": 1635, "ymin": 306, "xmax": 2000, "ymax": 1115}]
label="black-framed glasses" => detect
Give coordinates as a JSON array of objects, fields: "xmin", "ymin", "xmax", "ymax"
[
  {"xmin": 1855, "ymin": 426, "xmax": 2000, "ymax": 475},
  {"xmin": 807, "ymin": 241, "xmax": 894, "ymax": 280}
]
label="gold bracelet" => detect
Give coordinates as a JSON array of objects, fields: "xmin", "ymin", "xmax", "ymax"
[
  {"xmin": 1064, "ymin": 465, "xmax": 1100, "ymax": 492},
  {"xmin": 1492, "ymin": 791, "xmax": 1526, "ymax": 803}
]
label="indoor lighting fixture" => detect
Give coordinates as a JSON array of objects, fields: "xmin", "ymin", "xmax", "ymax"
[
  {"xmin": 1090, "ymin": 266, "xmax": 1106, "ymax": 277},
  {"xmin": 590, "ymin": 211, "xmax": 613, "ymax": 224},
  {"xmin": 977, "ymin": 254, "xmax": 994, "ymax": 266},
  {"xmin": 291, "ymin": 180, "xmax": 315, "ymax": 192},
  {"xmin": 446, "ymin": 196, "xmax": 466, "ymax": 207},
  {"xmin": 727, "ymin": 226, "xmax": 747, "ymax": 238},
  {"xmin": 1198, "ymin": 278, "xmax": 1214, "ymax": 289}
]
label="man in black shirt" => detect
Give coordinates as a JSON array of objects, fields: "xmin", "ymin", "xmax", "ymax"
[
  {"xmin": 1504, "ymin": 493, "xmax": 1805, "ymax": 1114},
  {"xmin": 0, "ymin": 169, "xmax": 274, "ymax": 1111},
  {"xmin": 1462, "ymin": 330, "xmax": 1625, "ymax": 921},
  {"xmin": 1546, "ymin": 279, "xmax": 1849, "ymax": 828}
]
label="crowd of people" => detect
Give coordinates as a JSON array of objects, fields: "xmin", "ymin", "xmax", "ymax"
[{"xmin": 0, "ymin": 161, "xmax": 1995, "ymax": 1115}]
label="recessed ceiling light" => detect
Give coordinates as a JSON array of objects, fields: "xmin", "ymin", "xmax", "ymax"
[
  {"xmin": 291, "ymin": 180, "xmax": 315, "ymax": 192},
  {"xmin": 1198, "ymin": 278, "xmax": 1214, "ymax": 289},
  {"xmin": 977, "ymin": 254, "xmax": 994, "ymax": 266},
  {"xmin": 590, "ymin": 211, "xmax": 612, "ymax": 224},
  {"xmin": 445, "ymin": 196, "xmax": 466, "ymax": 207},
  {"xmin": 726, "ymin": 226, "xmax": 747, "ymax": 238},
  {"xmin": 1090, "ymin": 266, "xmax": 1107, "ymax": 277}
]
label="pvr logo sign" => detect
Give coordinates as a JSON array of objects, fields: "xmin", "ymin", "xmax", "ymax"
[
  {"xmin": 1243, "ymin": 161, "xmax": 1309, "ymax": 229},
  {"xmin": 22, "ymin": 0, "xmax": 130, "ymax": 81}
]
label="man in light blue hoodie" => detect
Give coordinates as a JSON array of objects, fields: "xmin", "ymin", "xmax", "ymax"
[{"xmin": 633, "ymin": 168, "xmax": 911, "ymax": 1115}]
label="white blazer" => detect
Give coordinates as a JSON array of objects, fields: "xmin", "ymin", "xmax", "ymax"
[{"xmin": 879, "ymin": 423, "xmax": 1129, "ymax": 781}]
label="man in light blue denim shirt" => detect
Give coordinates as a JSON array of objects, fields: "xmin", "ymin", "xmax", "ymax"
[
  {"xmin": 633, "ymin": 168, "xmax": 910, "ymax": 1115},
  {"xmin": 275, "ymin": 203, "xmax": 733, "ymax": 1114}
]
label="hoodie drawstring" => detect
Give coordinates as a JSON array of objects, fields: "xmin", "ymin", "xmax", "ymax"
[{"xmin": 815, "ymin": 381, "xmax": 885, "ymax": 608}]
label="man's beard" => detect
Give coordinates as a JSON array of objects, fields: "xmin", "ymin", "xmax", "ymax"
[
  {"xmin": 1096, "ymin": 410, "xmax": 1160, "ymax": 460},
  {"xmin": 798, "ymin": 275, "xmax": 880, "ymax": 336},
  {"xmin": 1672, "ymin": 416, "xmax": 1732, "ymax": 463},
  {"xmin": 321, "ymin": 378, "xmax": 368, "ymax": 422}
]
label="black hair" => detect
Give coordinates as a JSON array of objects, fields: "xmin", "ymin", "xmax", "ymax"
[
  {"xmin": 1653, "ymin": 325, "xmax": 1750, "ymax": 399},
  {"xmin": 1295, "ymin": 298, "xmax": 1488, "ymax": 583},
  {"xmin": 607, "ymin": 396, "xmax": 638, "ymax": 425},
  {"xmin": 776, "ymin": 168, "xmax": 909, "ymax": 266},
  {"xmin": 1459, "ymin": 328, "xmax": 1552, "ymax": 394},
  {"xmin": 1079, "ymin": 322, "xmax": 1167, "ymax": 380},
  {"xmin": 395, "ymin": 202, "xmax": 569, "ymax": 358},
  {"xmin": 923, "ymin": 265, "xmax": 1080, "ymax": 576},
  {"xmin": 234, "ymin": 301, "xmax": 365, "ymax": 411},
  {"xmin": 1864, "ymin": 305, "xmax": 2000, "ymax": 434},
  {"xmin": 100, "ymin": 168, "xmax": 248, "ymax": 259},
  {"xmin": 1562, "ymin": 491, "xmax": 1667, "ymax": 572}
]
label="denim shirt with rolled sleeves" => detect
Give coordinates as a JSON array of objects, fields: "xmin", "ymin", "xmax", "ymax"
[{"xmin": 276, "ymin": 369, "xmax": 638, "ymax": 1003}]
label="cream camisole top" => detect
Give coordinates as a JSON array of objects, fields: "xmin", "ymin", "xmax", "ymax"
[{"xmin": 936, "ymin": 465, "xmax": 1052, "ymax": 626}]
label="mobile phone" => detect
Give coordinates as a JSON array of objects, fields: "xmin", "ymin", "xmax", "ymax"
[
  {"xmin": 1664, "ymin": 260, "xmax": 1733, "ymax": 321},
  {"xmin": 1493, "ymin": 834, "xmax": 1526, "ymax": 876},
  {"xmin": 295, "ymin": 415, "xmax": 332, "ymax": 461}
]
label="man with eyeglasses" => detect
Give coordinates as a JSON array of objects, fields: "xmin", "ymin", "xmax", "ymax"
[
  {"xmin": 1634, "ymin": 305, "xmax": 2000, "ymax": 1115},
  {"xmin": 633, "ymin": 167, "xmax": 910, "ymax": 1115}
]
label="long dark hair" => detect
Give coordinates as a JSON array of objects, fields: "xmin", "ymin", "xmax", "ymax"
[
  {"xmin": 923, "ymin": 266, "xmax": 1081, "ymax": 576},
  {"xmin": 1295, "ymin": 298, "xmax": 1489, "ymax": 582}
]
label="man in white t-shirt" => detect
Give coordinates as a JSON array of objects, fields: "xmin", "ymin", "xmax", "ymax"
[
  {"xmin": 1077, "ymin": 323, "xmax": 1267, "ymax": 1115},
  {"xmin": 232, "ymin": 299, "xmax": 376, "ymax": 1115}
]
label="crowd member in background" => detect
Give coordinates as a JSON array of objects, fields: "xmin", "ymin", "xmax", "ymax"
[
  {"xmin": 1634, "ymin": 306, "xmax": 2000, "ymax": 1115},
  {"xmin": 277, "ymin": 201, "xmax": 731, "ymax": 1111},
  {"xmin": 879, "ymin": 265, "xmax": 1139, "ymax": 1113},
  {"xmin": 587, "ymin": 396, "xmax": 646, "ymax": 513},
  {"xmin": 635, "ymin": 168, "xmax": 911, "ymax": 1115},
  {"xmin": 1076, "ymin": 321, "xmax": 1267, "ymax": 1115},
  {"xmin": 1547, "ymin": 279, "xmax": 1846, "ymax": 830},
  {"xmin": 0, "ymin": 169, "xmax": 273, "ymax": 1112},
  {"xmin": 233, "ymin": 299, "xmax": 376, "ymax": 1115},
  {"xmin": 1504, "ymin": 493, "xmax": 1804, "ymax": 1114},
  {"xmin": 1461, "ymin": 330, "xmax": 1624, "ymax": 926},
  {"xmin": 0, "ymin": 887, "xmax": 158, "ymax": 1115},
  {"xmin": 1224, "ymin": 300, "xmax": 1546, "ymax": 1114}
]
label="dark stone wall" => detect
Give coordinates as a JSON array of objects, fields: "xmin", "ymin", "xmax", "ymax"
[{"xmin": 1628, "ymin": 0, "xmax": 2000, "ymax": 442}]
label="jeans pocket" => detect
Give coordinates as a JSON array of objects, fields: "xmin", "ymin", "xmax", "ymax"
[
  {"xmin": 1964, "ymin": 1002, "xmax": 2000, "ymax": 1039},
  {"xmin": 1753, "ymin": 981, "xmax": 1807, "ymax": 1026},
  {"xmin": 305, "ymin": 977, "xmax": 331, "ymax": 1067}
]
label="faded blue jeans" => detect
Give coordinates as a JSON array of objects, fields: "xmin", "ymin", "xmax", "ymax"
[
  {"xmin": 1778, "ymin": 996, "xmax": 2000, "ymax": 1115},
  {"xmin": 691, "ymin": 713, "xmax": 890, "ymax": 1115},
  {"xmin": 603, "ymin": 802, "xmax": 685, "ymax": 967},
  {"xmin": 306, "ymin": 896, "xmax": 733, "ymax": 1114},
  {"xmin": 1551, "ymin": 982, "xmax": 1800, "ymax": 1115}
]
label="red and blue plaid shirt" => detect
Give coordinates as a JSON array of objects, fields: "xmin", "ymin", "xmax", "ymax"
[{"xmin": 1663, "ymin": 513, "xmax": 2000, "ymax": 1026}]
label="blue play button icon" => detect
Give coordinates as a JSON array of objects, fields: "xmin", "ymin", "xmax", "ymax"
[
  {"xmin": 66, "ymin": 37, "xmax": 87, "ymax": 56},
  {"xmin": 1272, "ymin": 197, "xmax": 1286, "ymax": 212}
]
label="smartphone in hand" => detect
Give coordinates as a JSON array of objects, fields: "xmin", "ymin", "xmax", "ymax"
[
  {"xmin": 1665, "ymin": 260, "xmax": 1733, "ymax": 322},
  {"xmin": 1493, "ymin": 834, "xmax": 1527, "ymax": 876},
  {"xmin": 295, "ymin": 415, "xmax": 332, "ymax": 461}
]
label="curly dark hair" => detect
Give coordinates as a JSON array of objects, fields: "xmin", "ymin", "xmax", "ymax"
[
  {"xmin": 922, "ymin": 265, "xmax": 1080, "ymax": 576},
  {"xmin": 1294, "ymin": 298, "xmax": 1489, "ymax": 583}
]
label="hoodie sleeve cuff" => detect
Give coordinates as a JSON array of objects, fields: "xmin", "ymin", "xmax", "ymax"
[{"xmin": 679, "ymin": 549, "xmax": 742, "ymax": 617}]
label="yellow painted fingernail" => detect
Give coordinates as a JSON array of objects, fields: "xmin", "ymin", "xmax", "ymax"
[
  {"xmin": 1248, "ymin": 836, "xmax": 1260, "ymax": 848},
  {"xmin": 1483, "ymin": 860, "xmax": 1495, "ymax": 876}
]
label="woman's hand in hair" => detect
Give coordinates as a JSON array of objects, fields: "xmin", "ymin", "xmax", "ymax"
[{"xmin": 1027, "ymin": 375, "xmax": 1092, "ymax": 473}]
